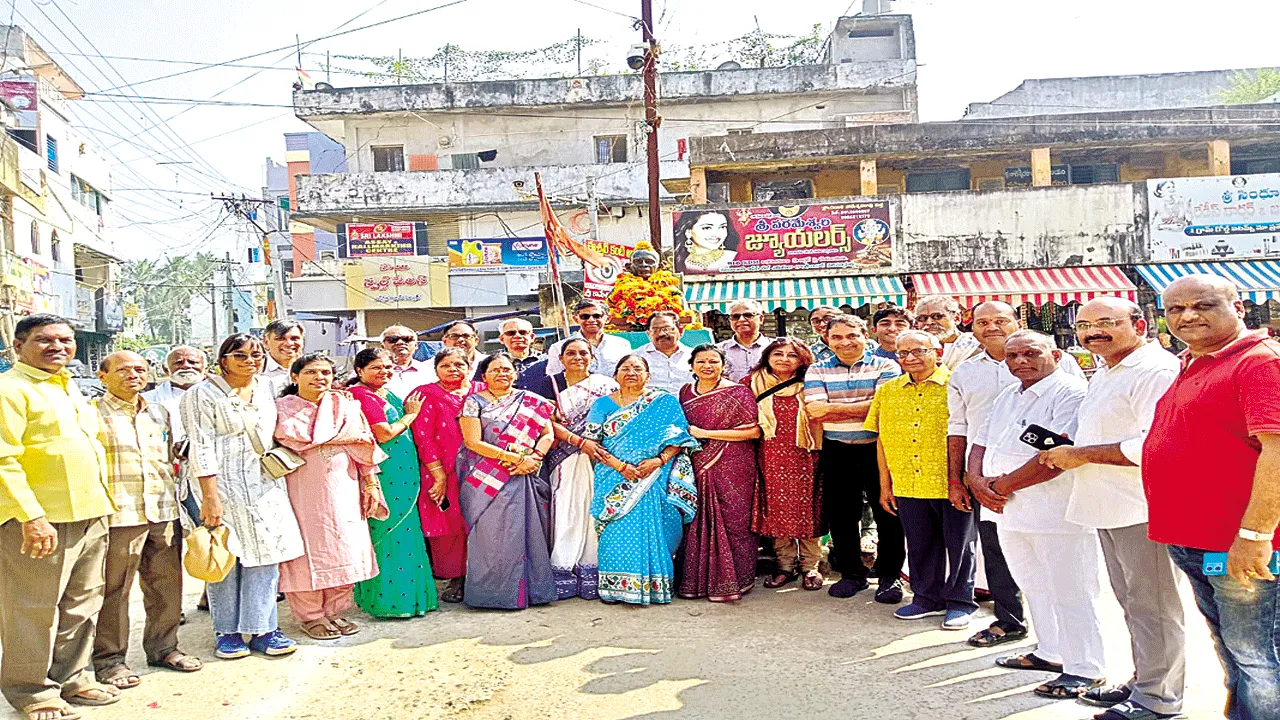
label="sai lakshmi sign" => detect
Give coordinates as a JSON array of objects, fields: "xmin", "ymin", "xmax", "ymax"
[
  {"xmin": 343, "ymin": 257, "xmax": 450, "ymax": 310},
  {"xmin": 673, "ymin": 200, "xmax": 894, "ymax": 276},
  {"xmin": 1148, "ymin": 174, "xmax": 1280, "ymax": 260},
  {"xmin": 338, "ymin": 222, "xmax": 429, "ymax": 258}
]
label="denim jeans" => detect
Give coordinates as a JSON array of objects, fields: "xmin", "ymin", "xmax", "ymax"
[
  {"xmin": 206, "ymin": 561, "xmax": 280, "ymax": 636},
  {"xmin": 1168, "ymin": 545, "xmax": 1279, "ymax": 720}
]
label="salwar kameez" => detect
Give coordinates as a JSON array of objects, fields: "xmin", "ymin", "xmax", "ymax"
[{"xmin": 411, "ymin": 382, "xmax": 483, "ymax": 579}]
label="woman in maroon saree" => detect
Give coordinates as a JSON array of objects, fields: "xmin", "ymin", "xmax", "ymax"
[{"xmin": 677, "ymin": 344, "xmax": 761, "ymax": 602}]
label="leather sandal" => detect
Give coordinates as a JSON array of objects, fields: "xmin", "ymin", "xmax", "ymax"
[
  {"xmin": 329, "ymin": 617, "xmax": 360, "ymax": 636},
  {"xmin": 802, "ymin": 571, "xmax": 825, "ymax": 591},
  {"xmin": 300, "ymin": 619, "xmax": 340, "ymax": 640},
  {"xmin": 22, "ymin": 700, "xmax": 81, "ymax": 720},
  {"xmin": 764, "ymin": 571, "xmax": 799, "ymax": 588},
  {"xmin": 96, "ymin": 664, "xmax": 140, "ymax": 690}
]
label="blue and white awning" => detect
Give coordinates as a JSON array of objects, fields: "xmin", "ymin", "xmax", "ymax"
[
  {"xmin": 1135, "ymin": 261, "xmax": 1280, "ymax": 306},
  {"xmin": 684, "ymin": 275, "xmax": 906, "ymax": 313}
]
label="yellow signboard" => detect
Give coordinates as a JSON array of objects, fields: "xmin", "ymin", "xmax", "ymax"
[{"xmin": 343, "ymin": 257, "xmax": 450, "ymax": 311}]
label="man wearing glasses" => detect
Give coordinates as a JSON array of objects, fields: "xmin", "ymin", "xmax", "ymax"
[
  {"xmin": 546, "ymin": 300, "xmax": 632, "ymax": 377},
  {"xmin": 807, "ymin": 306, "xmax": 840, "ymax": 365},
  {"xmin": 484, "ymin": 319, "xmax": 545, "ymax": 389},
  {"xmin": 439, "ymin": 321, "xmax": 487, "ymax": 378},
  {"xmin": 380, "ymin": 325, "xmax": 432, "ymax": 399},
  {"xmin": 914, "ymin": 296, "xmax": 983, "ymax": 370},
  {"xmin": 718, "ymin": 300, "xmax": 772, "ymax": 382}
]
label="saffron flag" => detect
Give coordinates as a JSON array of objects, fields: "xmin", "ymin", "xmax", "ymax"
[{"xmin": 536, "ymin": 176, "xmax": 607, "ymax": 269}]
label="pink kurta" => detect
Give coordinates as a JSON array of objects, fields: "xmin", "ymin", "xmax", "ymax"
[{"xmin": 274, "ymin": 393, "xmax": 384, "ymax": 593}]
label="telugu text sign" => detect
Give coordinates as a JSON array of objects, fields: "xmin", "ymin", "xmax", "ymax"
[
  {"xmin": 673, "ymin": 201, "xmax": 894, "ymax": 276},
  {"xmin": 446, "ymin": 237, "xmax": 549, "ymax": 271},
  {"xmin": 1148, "ymin": 174, "xmax": 1280, "ymax": 261},
  {"xmin": 339, "ymin": 222, "xmax": 429, "ymax": 257},
  {"xmin": 343, "ymin": 257, "xmax": 450, "ymax": 310}
]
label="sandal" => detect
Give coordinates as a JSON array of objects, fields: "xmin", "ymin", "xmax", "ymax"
[
  {"xmin": 22, "ymin": 700, "xmax": 81, "ymax": 720},
  {"xmin": 300, "ymin": 619, "xmax": 341, "ymax": 640},
  {"xmin": 147, "ymin": 650, "xmax": 203, "ymax": 673},
  {"xmin": 96, "ymin": 664, "xmax": 140, "ymax": 690},
  {"xmin": 62, "ymin": 684, "xmax": 121, "ymax": 707},
  {"xmin": 764, "ymin": 571, "xmax": 799, "ymax": 589},
  {"xmin": 441, "ymin": 578, "xmax": 465, "ymax": 604},
  {"xmin": 994, "ymin": 653, "xmax": 1064, "ymax": 673},
  {"xmin": 1033, "ymin": 673, "xmax": 1105, "ymax": 699},
  {"xmin": 968, "ymin": 624, "xmax": 1029, "ymax": 648},
  {"xmin": 329, "ymin": 617, "xmax": 360, "ymax": 636},
  {"xmin": 802, "ymin": 571, "xmax": 825, "ymax": 591}
]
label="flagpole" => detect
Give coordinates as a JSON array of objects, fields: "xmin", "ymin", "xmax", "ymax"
[{"xmin": 535, "ymin": 172, "xmax": 574, "ymax": 336}]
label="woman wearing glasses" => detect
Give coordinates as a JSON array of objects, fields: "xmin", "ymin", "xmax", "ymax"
[{"xmin": 180, "ymin": 334, "xmax": 304, "ymax": 660}]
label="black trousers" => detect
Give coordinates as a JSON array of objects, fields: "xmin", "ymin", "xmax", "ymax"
[
  {"xmin": 976, "ymin": 512, "xmax": 1026, "ymax": 630},
  {"xmin": 819, "ymin": 441, "xmax": 904, "ymax": 582},
  {"xmin": 898, "ymin": 497, "xmax": 978, "ymax": 612}
]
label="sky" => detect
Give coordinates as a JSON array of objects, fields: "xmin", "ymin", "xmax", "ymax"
[{"xmin": 20, "ymin": 0, "xmax": 1280, "ymax": 260}]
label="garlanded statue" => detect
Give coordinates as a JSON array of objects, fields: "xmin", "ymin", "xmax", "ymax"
[{"xmin": 606, "ymin": 241, "xmax": 698, "ymax": 331}]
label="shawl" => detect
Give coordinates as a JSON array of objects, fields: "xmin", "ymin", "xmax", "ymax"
[
  {"xmin": 748, "ymin": 370, "xmax": 820, "ymax": 451},
  {"xmin": 275, "ymin": 392, "xmax": 388, "ymax": 466},
  {"xmin": 464, "ymin": 390, "xmax": 555, "ymax": 498}
]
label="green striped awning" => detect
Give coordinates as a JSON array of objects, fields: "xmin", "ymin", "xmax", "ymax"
[{"xmin": 684, "ymin": 275, "xmax": 907, "ymax": 313}]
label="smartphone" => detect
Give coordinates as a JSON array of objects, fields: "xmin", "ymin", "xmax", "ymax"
[
  {"xmin": 1018, "ymin": 423, "xmax": 1074, "ymax": 451},
  {"xmin": 438, "ymin": 496, "xmax": 451, "ymax": 512},
  {"xmin": 1203, "ymin": 551, "xmax": 1280, "ymax": 576}
]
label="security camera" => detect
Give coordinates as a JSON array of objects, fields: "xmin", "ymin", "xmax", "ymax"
[{"xmin": 626, "ymin": 44, "xmax": 648, "ymax": 71}]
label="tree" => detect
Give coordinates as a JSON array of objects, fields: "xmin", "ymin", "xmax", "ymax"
[
  {"xmin": 120, "ymin": 253, "xmax": 218, "ymax": 345},
  {"xmin": 1220, "ymin": 69, "xmax": 1280, "ymax": 105}
]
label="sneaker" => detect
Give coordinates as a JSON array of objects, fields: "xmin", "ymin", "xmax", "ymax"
[
  {"xmin": 942, "ymin": 609, "xmax": 975, "ymax": 630},
  {"xmin": 827, "ymin": 576, "xmax": 869, "ymax": 598},
  {"xmin": 1080, "ymin": 684, "xmax": 1133, "ymax": 708},
  {"xmin": 874, "ymin": 579, "xmax": 904, "ymax": 604},
  {"xmin": 1091, "ymin": 700, "xmax": 1180, "ymax": 720},
  {"xmin": 214, "ymin": 633, "xmax": 250, "ymax": 660},
  {"xmin": 249, "ymin": 629, "xmax": 297, "ymax": 657},
  {"xmin": 894, "ymin": 602, "xmax": 946, "ymax": 620}
]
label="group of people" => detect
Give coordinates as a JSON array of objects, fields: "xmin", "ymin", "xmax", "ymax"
[{"xmin": 0, "ymin": 274, "xmax": 1276, "ymax": 720}]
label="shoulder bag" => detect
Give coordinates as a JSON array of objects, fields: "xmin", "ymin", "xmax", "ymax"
[{"xmin": 210, "ymin": 375, "xmax": 305, "ymax": 479}]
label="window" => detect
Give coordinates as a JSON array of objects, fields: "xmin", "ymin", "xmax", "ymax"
[
  {"xmin": 906, "ymin": 169, "xmax": 971, "ymax": 193},
  {"xmin": 50, "ymin": 230, "xmax": 59, "ymax": 263},
  {"xmin": 1067, "ymin": 163, "xmax": 1119, "ymax": 185},
  {"xmin": 371, "ymin": 145, "xmax": 404, "ymax": 172},
  {"xmin": 594, "ymin": 135, "xmax": 628, "ymax": 164},
  {"xmin": 1232, "ymin": 158, "xmax": 1280, "ymax": 175},
  {"xmin": 29, "ymin": 220, "xmax": 38, "ymax": 255},
  {"xmin": 7, "ymin": 128, "xmax": 35, "ymax": 153},
  {"xmin": 45, "ymin": 135, "xmax": 58, "ymax": 174},
  {"xmin": 71, "ymin": 175, "xmax": 104, "ymax": 215},
  {"xmin": 752, "ymin": 179, "xmax": 814, "ymax": 202},
  {"xmin": 727, "ymin": 128, "xmax": 754, "ymax": 136},
  {"xmin": 450, "ymin": 153, "xmax": 479, "ymax": 170}
]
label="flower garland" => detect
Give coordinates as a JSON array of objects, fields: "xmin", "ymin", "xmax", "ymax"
[{"xmin": 607, "ymin": 269, "xmax": 700, "ymax": 331}]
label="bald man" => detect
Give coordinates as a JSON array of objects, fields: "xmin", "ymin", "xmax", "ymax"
[
  {"xmin": 381, "ymin": 325, "xmax": 434, "ymax": 399},
  {"xmin": 1039, "ymin": 298, "xmax": 1183, "ymax": 719},
  {"xmin": 1143, "ymin": 275, "xmax": 1280, "ymax": 720},
  {"xmin": 94, "ymin": 352, "xmax": 201, "ymax": 689}
]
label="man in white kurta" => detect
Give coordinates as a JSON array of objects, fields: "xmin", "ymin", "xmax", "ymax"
[{"xmin": 971, "ymin": 330, "xmax": 1105, "ymax": 697}]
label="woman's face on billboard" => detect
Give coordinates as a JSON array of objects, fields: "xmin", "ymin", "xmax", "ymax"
[{"xmin": 687, "ymin": 213, "xmax": 729, "ymax": 250}]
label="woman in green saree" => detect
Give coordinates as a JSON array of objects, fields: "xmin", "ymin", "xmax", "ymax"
[{"xmin": 348, "ymin": 348, "xmax": 439, "ymax": 618}]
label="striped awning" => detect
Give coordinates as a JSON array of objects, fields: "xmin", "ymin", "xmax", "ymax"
[
  {"xmin": 910, "ymin": 266, "xmax": 1137, "ymax": 308},
  {"xmin": 1135, "ymin": 261, "xmax": 1280, "ymax": 306},
  {"xmin": 684, "ymin": 275, "xmax": 906, "ymax": 313}
]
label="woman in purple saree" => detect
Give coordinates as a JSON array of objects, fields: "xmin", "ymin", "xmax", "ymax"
[{"xmin": 457, "ymin": 353, "xmax": 557, "ymax": 609}]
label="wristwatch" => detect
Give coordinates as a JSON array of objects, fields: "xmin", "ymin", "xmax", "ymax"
[{"xmin": 1238, "ymin": 528, "xmax": 1276, "ymax": 542}]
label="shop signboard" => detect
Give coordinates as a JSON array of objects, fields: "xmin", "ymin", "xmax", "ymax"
[
  {"xmin": 446, "ymin": 237, "xmax": 548, "ymax": 272},
  {"xmin": 0, "ymin": 78, "xmax": 37, "ymax": 128},
  {"xmin": 338, "ymin": 222, "xmax": 429, "ymax": 258},
  {"xmin": 581, "ymin": 237, "xmax": 639, "ymax": 301},
  {"xmin": 1148, "ymin": 173, "xmax": 1280, "ymax": 260},
  {"xmin": 343, "ymin": 256, "xmax": 450, "ymax": 310},
  {"xmin": 673, "ymin": 200, "xmax": 894, "ymax": 276}
]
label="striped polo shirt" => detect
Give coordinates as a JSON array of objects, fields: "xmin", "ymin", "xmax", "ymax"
[{"xmin": 803, "ymin": 352, "xmax": 902, "ymax": 444}]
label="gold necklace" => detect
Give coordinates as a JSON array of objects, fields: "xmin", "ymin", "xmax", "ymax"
[{"xmin": 688, "ymin": 247, "xmax": 726, "ymax": 267}]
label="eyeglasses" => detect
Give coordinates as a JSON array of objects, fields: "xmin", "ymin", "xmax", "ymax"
[
  {"xmin": 919, "ymin": 312, "xmax": 951, "ymax": 322},
  {"xmin": 501, "ymin": 329, "xmax": 533, "ymax": 337},
  {"xmin": 1073, "ymin": 318, "xmax": 1127, "ymax": 332},
  {"xmin": 577, "ymin": 313, "xmax": 605, "ymax": 320},
  {"xmin": 895, "ymin": 348, "xmax": 936, "ymax": 359},
  {"xmin": 730, "ymin": 312, "xmax": 759, "ymax": 320},
  {"xmin": 444, "ymin": 333, "xmax": 476, "ymax": 341},
  {"xmin": 228, "ymin": 352, "xmax": 265, "ymax": 362},
  {"xmin": 383, "ymin": 336, "xmax": 415, "ymax": 344}
]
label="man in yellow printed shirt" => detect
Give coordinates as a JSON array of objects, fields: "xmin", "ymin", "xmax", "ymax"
[
  {"xmin": 0, "ymin": 314, "xmax": 118, "ymax": 720},
  {"xmin": 866, "ymin": 329, "xmax": 979, "ymax": 631}
]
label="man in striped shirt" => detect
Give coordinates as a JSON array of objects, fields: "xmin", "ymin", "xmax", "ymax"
[{"xmin": 804, "ymin": 314, "xmax": 905, "ymax": 600}]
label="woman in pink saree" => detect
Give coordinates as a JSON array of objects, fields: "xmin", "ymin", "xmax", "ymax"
[
  {"xmin": 274, "ymin": 353, "xmax": 388, "ymax": 640},
  {"xmin": 677, "ymin": 344, "xmax": 761, "ymax": 602}
]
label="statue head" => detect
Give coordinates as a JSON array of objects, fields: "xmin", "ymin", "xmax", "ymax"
[{"xmin": 629, "ymin": 241, "xmax": 659, "ymax": 279}]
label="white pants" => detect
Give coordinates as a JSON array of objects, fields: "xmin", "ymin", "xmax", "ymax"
[{"xmin": 998, "ymin": 528, "xmax": 1107, "ymax": 679}]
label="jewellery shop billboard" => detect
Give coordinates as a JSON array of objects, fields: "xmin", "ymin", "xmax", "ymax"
[
  {"xmin": 338, "ymin": 222, "xmax": 431, "ymax": 258},
  {"xmin": 672, "ymin": 199, "xmax": 894, "ymax": 276},
  {"xmin": 1148, "ymin": 174, "xmax": 1280, "ymax": 260}
]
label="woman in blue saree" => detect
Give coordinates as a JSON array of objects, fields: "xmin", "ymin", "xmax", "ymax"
[{"xmin": 584, "ymin": 354, "xmax": 699, "ymax": 605}]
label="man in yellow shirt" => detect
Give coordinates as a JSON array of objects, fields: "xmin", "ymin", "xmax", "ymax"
[
  {"xmin": 866, "ymin": 330, "xmax": 978, "ymax": 631},
  {"xmin": 0, "ymin": 314, "xmax": 118, "ymax": 719}
]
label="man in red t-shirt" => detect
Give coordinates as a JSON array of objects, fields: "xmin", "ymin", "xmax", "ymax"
[{"xmin": 1143, "ymin": 274, "xmax": 1280, "ymax": 720}]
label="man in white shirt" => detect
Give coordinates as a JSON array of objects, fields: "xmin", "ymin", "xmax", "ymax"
[
  {"xmin": 948, "ymin": 302, "xmax": 1085, "ymax": 649},
  {"xmin": 142, "ymin": 346, "xmax": 206, "ymax": 445},
  {"xmin": 635, "ymin": 311, "xmax": 693, "ymax": 395},
  {"xmin": 439, "ymin": 320, "xmax": 487, "ymax": 379},
  {"xmin": 546, "ymin": 300, "xmax": 632, "ymax": 377},
  {"xmin": 915, "ymin": 295, "xmax": 983, "ymax": 370},
  {"xmin": 718, "ymin": 299, "xmax": 772, "ymax": 382},
  {"xmin": 1038, "ymin": 298, "xmax": 1184, "ymax": 720},
  {"xmin": 381, "ymin": 325, "xmax": 434, "ymax": 399},
  {"xmin": 970, "ymin": 330, "xmax": 1105, "ymax": 700},
  {"xmin": 262, "ymin": 320, "xmax": 305, "ymax": 396}
]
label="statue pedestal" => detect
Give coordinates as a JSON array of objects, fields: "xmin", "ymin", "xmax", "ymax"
[{"xmin": 609, "ymin": 329, "xmax": 714, "ymax": 350}]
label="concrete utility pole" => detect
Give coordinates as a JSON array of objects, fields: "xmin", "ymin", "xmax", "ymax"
[{"xmin": 641, "ymin": 0, "xmax": 662, "ymax": 252}]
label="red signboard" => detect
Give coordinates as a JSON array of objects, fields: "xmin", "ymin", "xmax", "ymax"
[
  {"xmin": 673, "ymin": 200, "xmax": 894, "ymax": 276},
  {"xmin": 345, "ymin": 222, "xmax": 416, "ymax": 257}
]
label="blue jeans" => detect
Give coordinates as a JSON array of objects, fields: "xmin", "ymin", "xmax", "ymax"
[
  {"xmin": 206, "ymin": 561, "xmax": 280, "ymax": 636},
  {"xmin": 1168, "ymin": 545, "xmax": 1279, "ymax": 720}
]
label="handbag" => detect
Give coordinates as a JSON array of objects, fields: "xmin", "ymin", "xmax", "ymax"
[
  {"xmin": 184, "ymin": 525, "xmax": 236, "ymax": 583},
  {"xmin": 210, "ymin": 375, "xmax": 306, "ymax": 479}
]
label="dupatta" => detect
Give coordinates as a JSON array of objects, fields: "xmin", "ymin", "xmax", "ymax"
[
  {"xmin": 748, "ymin": 370, "xmax": 821, "ymax": 451},
  {"xmin": 463, "ymin": 390, "xmax": 555, "ymax": 498},
  {"xmin": 275, "ymin": 391, "xmax": 390, "ymax": 518}
]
